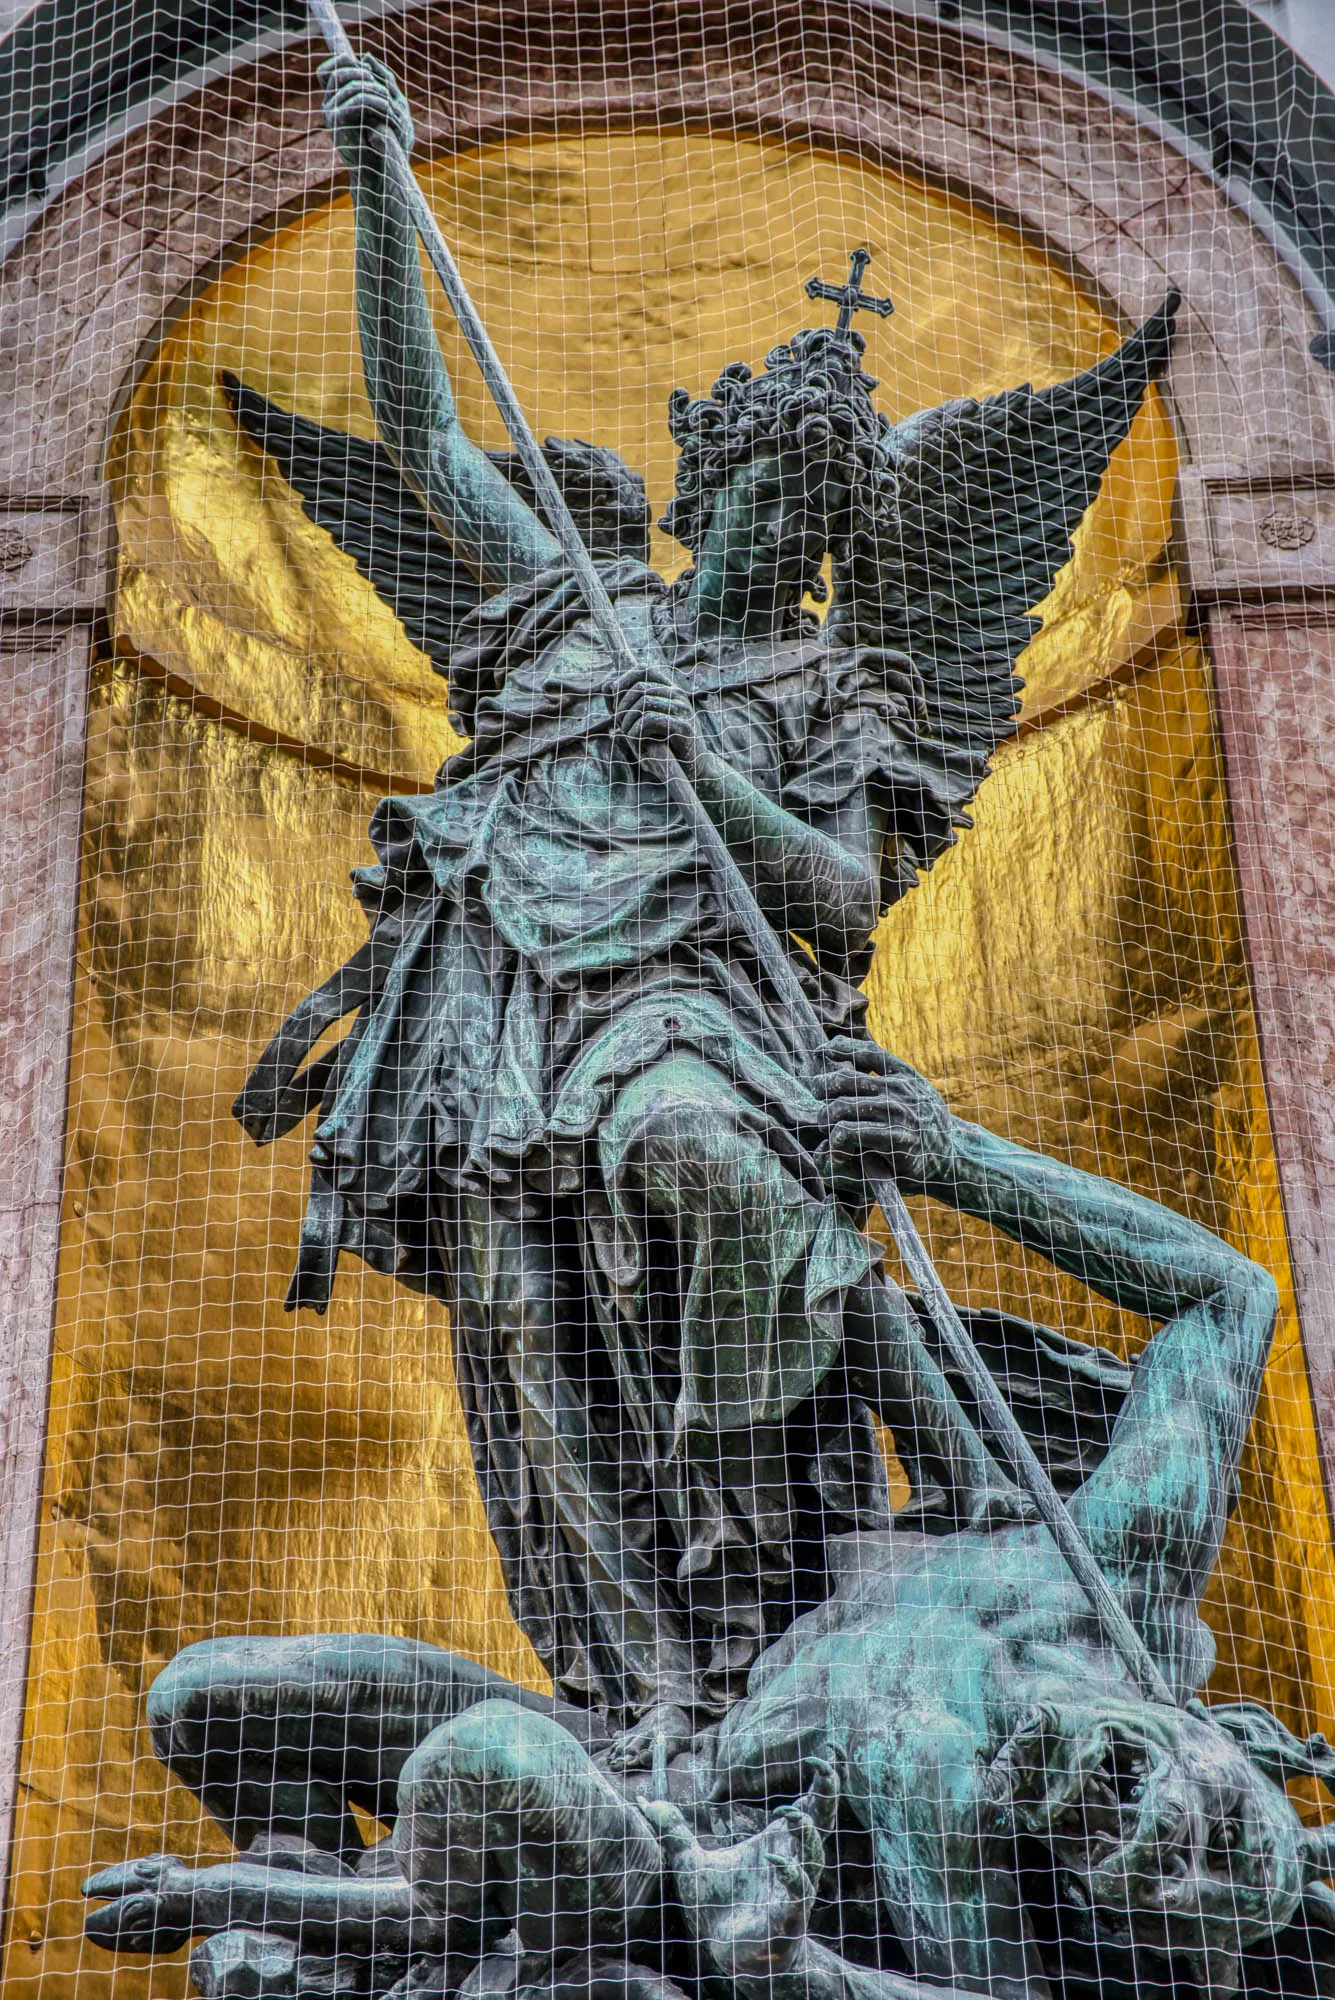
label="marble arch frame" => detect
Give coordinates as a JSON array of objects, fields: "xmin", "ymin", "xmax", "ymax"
[{"xmin": 2, "ymin": 0, "xmax": 1335, "ymax": 1925}]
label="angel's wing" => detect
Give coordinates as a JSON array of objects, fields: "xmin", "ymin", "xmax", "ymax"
[
  {"xmin": 222, "ymin": 380, "xmax": 652, "ymax": 684},
  {"xmin": 222, "ymin": 374, "xmax": 483, "ymax": 677},
  {"xmin": 840, "ymin": 290, "xmax": 1180, "ymax": 853}
]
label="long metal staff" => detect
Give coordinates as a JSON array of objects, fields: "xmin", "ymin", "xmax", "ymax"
[{"xmin": 304, "ymin": 0, "xmax": 1176, "ymax": 1712}]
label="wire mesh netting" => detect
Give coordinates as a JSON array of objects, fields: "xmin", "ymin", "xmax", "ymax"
[{"xmin": 4, "ymin": 7, "xmax": 1335, "ymax": 1998}]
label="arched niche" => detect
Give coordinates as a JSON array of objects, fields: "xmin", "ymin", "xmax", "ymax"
[{"xmin": 3, "ymin": 0, "xmax": 1335, "ymax": 1972}]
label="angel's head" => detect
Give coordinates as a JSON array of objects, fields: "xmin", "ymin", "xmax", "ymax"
[{"xmin": 662, "ymin": 329, "xmax": 895, "ymax": 635}]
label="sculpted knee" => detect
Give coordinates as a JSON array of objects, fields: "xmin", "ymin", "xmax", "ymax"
[
  {"xmin": 611, "ymin": 1060, "xmax": 750, "ymax": 1196},
  {"xmin": 145, "ymin": 1634, "xmax": 343, "ymax": 1773},
  {"xmin": 146, "ymin": 1640, "xmax": 251, "ymax": 1769},
  {"xmin": 392, "ymin": 1700, "xmax": 662, "ymax": 1947},
  {"xmin": 402, "ymin": 1697, "xmax": 571, "ymax": 1801},
  {"xmin": 1235, "ymin": 1257, "xmax": 1281, "ymax": 1330},
  {"xmin": 391, "ymin": 1701, "xmax": 575, "ymax": 1925},
  {"xmin": 145, "ymin": 1641, "xmax": 215, "ymax": 1733}
]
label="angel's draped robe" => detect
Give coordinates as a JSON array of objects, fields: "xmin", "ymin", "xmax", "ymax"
[{"xmin": 236, "ymin": 562, "xmax": 962, "ymax": 1723}]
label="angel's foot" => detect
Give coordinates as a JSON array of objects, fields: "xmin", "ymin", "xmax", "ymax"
[
  {"xmin": 82, "ymin": 1853, "xmax": 196, "ymax": 1955},
  {"xmin": 641, "ymin": 1760, "xmax": 837, "ymax": 1980},
  {"xmin": 958, "ymin": 1480, "xmax": 1039, "ymax": 1532},
  {"xmin": 898, "ymin": 1475, "xmax": 1037, "ymax": 1532},
  {"xmin": 602, "ymin": 1703, "xmax": 694, "ymax": 1778},
  {"xmin": 890, "ymin": 1480, "xmax": 950, "ymax": 1526}
]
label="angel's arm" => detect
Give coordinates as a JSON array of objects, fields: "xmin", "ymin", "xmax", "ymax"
[
  {"xmin": 688, "ymin": 753, "xmax": 888, "ymax": 966},
  {"xmin": 321, "ymin": 57, "xmax": 558, "ymax": 587},
  {"xmin": 613, "ymin": 665, "xmax": 888, "ymax": 967}
]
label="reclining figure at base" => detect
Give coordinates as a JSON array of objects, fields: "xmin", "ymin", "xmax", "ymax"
[{"xmin": 84, "ymin": 1070, "xmax": 1335, "ymax": 2000}]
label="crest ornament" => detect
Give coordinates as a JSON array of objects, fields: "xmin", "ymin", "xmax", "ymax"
[
  {"xmin": 0, "ymin": 526, "xmax": 34, "ymax": 573},
  {"xmin": 1260, "ymin": 507, "xmax": 1317, "ymax": 551}
]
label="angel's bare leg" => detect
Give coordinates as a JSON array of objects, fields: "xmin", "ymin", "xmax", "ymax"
[
  {"xmin": 842, "ymin": 1276, "xmax": 1034, "ymax": 1529},
  {"xmin": 609, "ymin": 1059, "xmax": 1028, "ymax": 1529}
]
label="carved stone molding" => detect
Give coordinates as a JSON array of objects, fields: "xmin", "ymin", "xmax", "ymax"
[
  {"xmin": 0, "ymin": 626, "xmax": 90, "ymax": 1917},
  {"xmin": 1207, "ymin": 604, "xmax": 1335, "ymax": 1480},
  {"xmin": 0, "ymin": 486, "xmax": 99, "ymax": 1910},
  {"xmin": 0, "ymin": 496, "xmax": 98, "ymax": 626},
  {"xmin": 1182, "ymin": 470, "xmax": 1335, "ymax": 599},
  {"xmin": 2, "ymin": 1, "xmax": 1335, "ymax": 496}
]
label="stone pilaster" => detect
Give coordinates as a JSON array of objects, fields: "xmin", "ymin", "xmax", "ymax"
[
  {"xmin": 0, "ymin": 499, "xmax": 97, "ymax": 1912},
  {"xmin": 1182, "ymin": 467, "xmax": 1335, "ymax": 1498}
]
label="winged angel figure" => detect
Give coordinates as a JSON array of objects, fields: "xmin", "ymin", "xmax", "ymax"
[
  {"xmin": 83, "ymin": 53, "xmax": 1335, "ymax": 2000},
  {"xmin": 224, "ymin": 59, "xmax": 1183, "ymax": 1754}
]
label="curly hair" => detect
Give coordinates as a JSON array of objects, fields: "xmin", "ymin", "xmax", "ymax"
[{"xmin": 659, "ymin": 328, "xmax": 897, "ymax": 575}]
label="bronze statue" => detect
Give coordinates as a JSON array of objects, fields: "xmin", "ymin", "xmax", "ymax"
[
  {"xmin": 79, "ymin": 45, "xmax": 1335, "ymax": 2000},
  {"xmin": 225, "ymin": 55, "xmax": 1181, "ymax": 1751}
]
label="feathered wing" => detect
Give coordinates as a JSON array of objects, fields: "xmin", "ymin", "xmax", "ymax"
[
  {"xmin": 840, "ymin": 290, "xmax": 1180, "ymax": 861},
  {"xmin": 222, "ymin": 373, "xmax": 485, "ymax": 677}
]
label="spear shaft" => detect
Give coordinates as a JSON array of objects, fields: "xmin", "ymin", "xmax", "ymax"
[{"xmin": 304, "ymin": 0, "xmax": 1177, "ymax": 1711}]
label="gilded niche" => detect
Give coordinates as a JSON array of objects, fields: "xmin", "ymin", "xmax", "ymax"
[{"xmin": 7, "ymin": 127, "xmax": 1335, "ymax": 1998}]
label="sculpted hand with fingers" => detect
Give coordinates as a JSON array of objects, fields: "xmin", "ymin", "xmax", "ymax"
[
  {"xmin": 813, "ymin": 1035, "xmax": 955, "ymax": 1202},
  {"xmin": 643, "ymin": 1758, "xmax": 840, "ymax": 1983},
  {"xmin": 609, "ymin": 661, "xmax": 706, "ymax": 777},
  {"xmin": 319, "ymin": 53, "xmax": 415, "ymax": 165}
]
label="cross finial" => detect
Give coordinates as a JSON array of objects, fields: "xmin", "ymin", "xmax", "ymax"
[{"xmin": 804, "ymin": 248, "xmax": 895, "ymax": 336}]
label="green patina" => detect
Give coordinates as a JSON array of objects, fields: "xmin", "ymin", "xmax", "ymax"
[{"xmin": 81, "ymin": 54, "xmax": 1335, "ymax": 2000}]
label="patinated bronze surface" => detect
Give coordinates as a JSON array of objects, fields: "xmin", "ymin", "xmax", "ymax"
[{"xmin": 79, "ymin": 53, "xmax": 1335, "ymax": 2000}]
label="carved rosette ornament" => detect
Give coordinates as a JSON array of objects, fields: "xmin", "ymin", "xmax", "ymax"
[
  {"xmin": 1260, "ymin": 508, "xmax": 1318, "ymax": 551},
  {"xmin": 0, "ymin": 528, "xmax": 34, "ymax": 573}
]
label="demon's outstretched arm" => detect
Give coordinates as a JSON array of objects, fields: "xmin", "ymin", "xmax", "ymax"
[
  {"xmin": 818, "ymin": 1047, "xmax": 1279, "ymax": 1628},
  {"xmin": 918, "ymin": 1117, "xmax": 1278, "ymax": 1616}
]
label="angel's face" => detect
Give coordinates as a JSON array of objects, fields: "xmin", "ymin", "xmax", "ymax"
[{"xmin": 693, "ymin": 448, "xmax": 850, "ymax": 635}]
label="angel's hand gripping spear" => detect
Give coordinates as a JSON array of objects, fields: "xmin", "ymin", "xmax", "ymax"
[{"xmin": 301, "ymin": 0, "xmax": 1177, "ymax": 1712}]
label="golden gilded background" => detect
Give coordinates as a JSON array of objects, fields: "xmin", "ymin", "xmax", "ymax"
[{"xmin": 7, "ymin": 127, "xmax": 1335, "ymax": 1993}]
